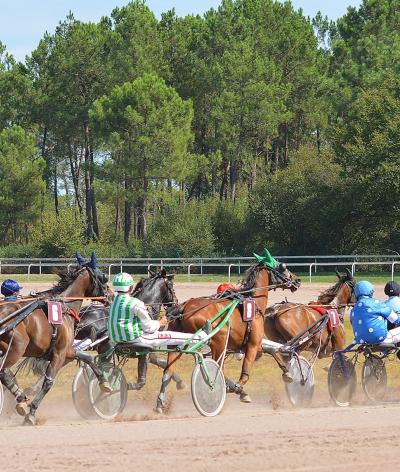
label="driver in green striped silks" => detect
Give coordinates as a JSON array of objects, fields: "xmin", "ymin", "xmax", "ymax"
[{"xmin": 108, "ymin": 273, "xmax": 207, "ymax": 348}]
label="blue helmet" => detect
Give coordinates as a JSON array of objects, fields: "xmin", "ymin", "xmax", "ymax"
[
  {"xmin": 1, "ymin": 279, "xmax": 23, "ymax": 296},
  {"xmin": 354, "ymin": 280, "xmax": 374, "ymax": 299}
]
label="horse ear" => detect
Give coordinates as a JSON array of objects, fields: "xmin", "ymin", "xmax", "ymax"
[
  {"xmin": 75, "ymin": 252, "xmax": 86, "ymax": 266},
  {"xmin": 345, "ymin": 268, "xmax": 352, "ymax": 278},
  {"xmin": 90, "ymin": 251, "xmax": 97, "ymax": 270},
  {"xmin": 335, "ymin": 269, "xmax": 341, "ymax": 279},
  {"xmin": 160, "ymin": 268, "xmax": 167, "ymax": 278}
]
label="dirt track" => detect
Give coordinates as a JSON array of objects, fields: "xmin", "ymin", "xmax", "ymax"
[{"xmin": 1, "ymin": 281, "xmax": 398, "ymax": 472}]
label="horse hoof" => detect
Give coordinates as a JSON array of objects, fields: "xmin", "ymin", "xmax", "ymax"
[
  {"xmin": 176, "ymin": 381, "xmax": 186, "ymax": 391},
  {"xmin": 99, "ymin": 381, "xmax": 112, "ymax": 393},
  {"xmin": 153, "ymin": 406, "xmax": 164, "ymax": 414},
  {"xmin": 282, "ymin": 372, "xmax": 294, "ymax": 383},
  {"xmin": 24, "ymin": 414, "xmax": 36, "ymax": 426},
  {"xmin": 16, "ymin": 402, "xmax": 29, "ymax": 417},
  {"xmin": 240, "ymin": 393, "xmax": 252, "ymax": 403}
]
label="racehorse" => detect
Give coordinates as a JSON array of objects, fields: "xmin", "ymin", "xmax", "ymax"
[
  {"xmin": 13, "ymin": 269, "xmax": 184, "ymax": 400},
  {"xmin": 74, "ymin": 268, "xmax": 184, "ymax": 389},
  {"xmin": 0, "ymin": 254, "xmax": 109, "ymax": 425},
  {"xmin": 264, "ymin": 269, "xmax": 355, "ymax": 380},
  {"xmin": 155, "ymin": 261, "xmax": 301, "ymax": 412}
]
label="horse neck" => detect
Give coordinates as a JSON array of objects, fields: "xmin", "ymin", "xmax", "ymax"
[
  {"xmin": 254, "ymin": 269, "xmax": 269, "ymax": 314},
  {"xmin": 60, "ymin": 271, "xmax": 91, "ymax": 312},
  {"xmin": 329, "ymin": 283, "xmax": 351, "ymax": 308}
]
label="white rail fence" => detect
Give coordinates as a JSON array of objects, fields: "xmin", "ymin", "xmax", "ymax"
[{"xmin": 0, "ymin": 255, "xmax": 399, "ymax": 282}]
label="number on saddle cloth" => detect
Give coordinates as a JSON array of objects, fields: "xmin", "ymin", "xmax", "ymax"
[
  {"xmin": 242, "ymin": 299, "xmax": 256, "ymax": 322},
  {"xmin": 327, "ymin": 309, "xmax": 340, "ymax": 330},
  {"xmin": 47, "ymin": 301, "xmax": 63, "ymax": 325}
]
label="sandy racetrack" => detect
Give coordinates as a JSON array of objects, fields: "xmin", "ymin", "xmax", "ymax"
[{"xmin": 1, "ymin": 281, "xmax": 399, "ymax": 472}]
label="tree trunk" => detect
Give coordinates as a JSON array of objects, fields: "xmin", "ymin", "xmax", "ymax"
[
  {"xmin": 124, "ymin": 179, "xmax": 132, "ymax": 245},
  {"xmin": 84, "ymin": 124, "xmax": 93, "ymax": 240},
  {"xmin": 68, "ymin": 140, "xmax": 83, "ymax": 215},
  {"xmin": 89, "ymin": 144, "xmax": 99, "ymax": 240},
  {"xmin": 53, "ymin": 161, "xmax": 59, "ymax": 216},
  {"xmin": 219, "ymin": 159, "xmax": 229, "ymax": 200}
]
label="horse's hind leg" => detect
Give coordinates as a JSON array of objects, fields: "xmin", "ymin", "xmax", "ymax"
[
  {"xmin": 149, "ymin": 353, "xmax": 186, "ymax": 390},
  {"xmin": 269, "ymin": 351, "xmax": 293, "ymax": 383},
  {"xmin": 24, "ymin": 351, "xmax": 65, "ymax": 425},
  {"xmin": 155, "ymin": 351, "xmax": 182, "ymax": 413},
  {"xmin": 0, "ymin": 369, "xmax": 29, "ymax": 414},
  {"xmin": 0, "ymin": 332, "xmax": 30, "ymax": 415}
]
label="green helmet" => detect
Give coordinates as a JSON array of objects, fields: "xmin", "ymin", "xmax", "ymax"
[{"xmin": 112, "ymin": 272, "xmax": 134, "ymax": 292}]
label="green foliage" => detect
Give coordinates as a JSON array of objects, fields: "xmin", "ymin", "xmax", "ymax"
[
  {"xmin": 249, "ymin": 146, "xmax": 346, "ymax": 254},
  {"xmin": 143, "ymin": 201, "xmax": 215, "ymax": 257},
  {"xmin": 0, "ymin": 126, "xmax": 45, "ymax": 242}
]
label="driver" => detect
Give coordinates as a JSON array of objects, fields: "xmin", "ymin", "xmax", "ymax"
[
  {"xmin": 107, "ymin": 272, "xmax": 208, "ymax": 348},
  {"xmin": 384, "ymin": 280, "xmax": 400, "ymax": 315},
  {"xmin": 1, "ymin": 279, "xmax": 23, "ymax": 301},
  {"xmin": 350, "ymin": 280, "xmax": 400, "ymax": 345}
]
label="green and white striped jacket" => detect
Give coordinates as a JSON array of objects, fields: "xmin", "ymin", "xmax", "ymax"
[{"xmin": 108, "ymin": 294, "xmax": 147, "ymax": 342}]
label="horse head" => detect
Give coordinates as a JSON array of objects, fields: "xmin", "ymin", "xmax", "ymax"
[
  {"xmin": 132, "ymin": 268, "xmax": 177, "ymax": 320},
  {"xmin": 318, "ymin": 268, "xmax": 355, "ymax": 314},
  {"xmin": 267, "ymin": 262, "xmax": 301, "ymax": 292}
]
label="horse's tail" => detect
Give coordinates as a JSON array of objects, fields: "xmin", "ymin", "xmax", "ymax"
[{"xmin": 15, "ymin": 358, "xmax": 48, "ymax": 377}]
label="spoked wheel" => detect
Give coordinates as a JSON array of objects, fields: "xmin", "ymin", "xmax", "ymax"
[
  {"xmin": 191, "ymin": 359, "xmax": 226, "ymax": 417},
  {"xmin": 285, "ymin": 356, "xmax": 315, "ymax": 407},
  {"xmin": 361, "ymin": 356, "xmax": 387, "ymax": 402},
  {"xmin": 88, "ymin": 363, "xmax": 128, "ymax": 420},
  {"xmin": 72, "ymin": 365, "xmax": 96, "ymax": 419},
  {"xmin": 328, "ymin": 356, "xmax": 357, "ymax": 407}
]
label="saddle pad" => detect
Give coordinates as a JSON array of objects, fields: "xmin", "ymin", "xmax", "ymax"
[
  {"xmin": 47, "ymin": 301, "xmax": 63, "ymax": 325},
  {"xmin": 327, "ymin": 308, "xmax": 340, "ymax": 329},
  {"xmin": 243, "ymin": 299, "xmax": 256, "ymax": 321}
]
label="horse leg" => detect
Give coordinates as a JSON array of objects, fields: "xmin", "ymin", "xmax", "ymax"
[
  {"xmin": 0, "ymin": 332, "xmax": 30, "ymax": 415},
  {"xmin": 24, "ymin": 350, "xmax": 65, "ymax": 425},
  {"xmin": 148, "ymin": 353, "xmax": 186, "ymax": 390},
  {"xmin": 235, "ymin": 341, "xmax": 263, "ymax": 403},
  {"xmin": 0, "ymin": 369, "xmax": 29, "ymax": 415},
  {"xmin": 155, "ymin": 351, "xmax": 182, "ymax": 413},
  {"xmin": 269, "ymin": 351, "xmax": 293, "ymax": 383}
]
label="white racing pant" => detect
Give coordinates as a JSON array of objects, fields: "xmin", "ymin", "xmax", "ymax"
[
  {"xmin": 381, "ymin": 326, "xmax": 400, "ymax": 344},
  {"xmin": 132, "ymin": 330, "xmax": 207, "ymax": 348}
]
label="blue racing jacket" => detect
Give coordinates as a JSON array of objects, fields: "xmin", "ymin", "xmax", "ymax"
[{"xmin": 350, "ymin": 295, "xmax": 400, "ymax": 344}]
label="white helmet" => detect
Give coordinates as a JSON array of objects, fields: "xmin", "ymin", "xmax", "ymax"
[{"xmin": 112, "ymin": 272, "xmax": 134, "ymax": 292}]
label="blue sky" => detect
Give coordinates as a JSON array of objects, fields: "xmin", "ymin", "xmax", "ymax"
[{"xmin": 1, "ymin": 0, "xmax": 361, "ymax": 62}]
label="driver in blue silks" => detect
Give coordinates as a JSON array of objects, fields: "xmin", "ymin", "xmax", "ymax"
[
  {"xmin": 1, "ymin": 279, "xmax": 23, "ymax": 301},
  {"xmin": 384, "ymin": 280, "xmax": 400, "ymax": 315},
  {"xmin": 350, "ymin": 280, "xmax": 400, "ymax": 344}
]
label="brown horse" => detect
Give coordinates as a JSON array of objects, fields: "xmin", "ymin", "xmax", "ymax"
[
  {"xmin": 264, "ymin": 269, "xmax": 355, "ymax": 380},
  {"xmin": 155, "ymin": 261, "xmax": 301, "ymax": 412},
  {"xmin": 0, "ymin": 261, "xmax": 108, "ymax": 424}
]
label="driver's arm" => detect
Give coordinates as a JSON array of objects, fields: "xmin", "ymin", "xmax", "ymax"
[{"xmin": 132, "ymin": 301, "xmax": 160, "ymax": 333}]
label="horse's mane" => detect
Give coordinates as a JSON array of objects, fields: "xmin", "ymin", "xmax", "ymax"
[
  {"xmin": 51, "ymin": 266, "xmax": 83, "ymax": 295},
  {"xmin": 240, "ymin": 264, "xmax": 264, "ymax": 292},
  {"xmin": 318, "ymin": 272, "xmax": 355, "ymax": 304}
]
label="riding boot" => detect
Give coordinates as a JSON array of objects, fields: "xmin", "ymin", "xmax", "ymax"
[{"xmin": 128, "ymin": 355, "xmax": 148, "ymax": 390}]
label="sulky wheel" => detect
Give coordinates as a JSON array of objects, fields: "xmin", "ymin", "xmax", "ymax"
[
  {"xmin": 72, "ymin": 365, "xmax": 97, "ymax": 419},
  {"xmin": 191, "ymin": 358, "xmax": 226, "ymax": 417},
  {"xmin": 285, "ymin": 355, "xmax": 315, "ymax": 407},
  {"xmin": 361, "ymin": 356, "xmax": 387, "ymax": 403},
  {"xmin": 328, "ymin": 355, "xmax": 357, "ymax": 407},
  {"xmin": 88, "ymin": 363, "xmax": 128, "ymax": 420}
]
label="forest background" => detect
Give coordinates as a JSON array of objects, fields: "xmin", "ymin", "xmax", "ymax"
[{"xmin": 0, "ymin": 0, "xmax": 399, "ymax": 258}]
